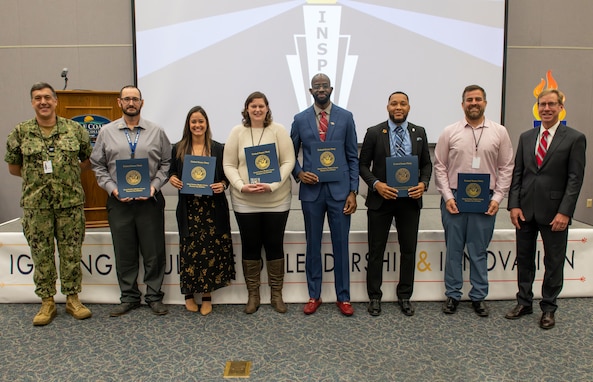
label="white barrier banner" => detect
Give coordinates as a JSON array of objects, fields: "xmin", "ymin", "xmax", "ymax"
[{"xmin": 1, "ymin": 229, "xmax": 592, "ymax": 304}]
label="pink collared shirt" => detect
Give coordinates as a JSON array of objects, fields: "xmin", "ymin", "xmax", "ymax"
[{"xmin": 434, "ymin": 117, "xmax": 514, "ymax": 205}]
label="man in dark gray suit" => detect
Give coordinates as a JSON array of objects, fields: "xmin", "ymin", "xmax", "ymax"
[
  {"xmin": 505, "ymin": 89, "xmax": 586, "ymax": 329},
  {"xmin": 359, "ymin": 91, "xmax": 432, "ymax": 316}
]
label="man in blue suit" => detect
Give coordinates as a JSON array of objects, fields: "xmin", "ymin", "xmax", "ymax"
[{"xmin": 291, "ymin": 73, "xmax": 359, "ymax": 316}]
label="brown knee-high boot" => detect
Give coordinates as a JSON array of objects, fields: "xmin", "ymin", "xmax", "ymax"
[
  {"xmin": 267, "ymin": 258, "xmax": 287, "ymax": 313},
  {"xmin": 242, "ymin": 259, "xmax": 261, "ymax": 314}
]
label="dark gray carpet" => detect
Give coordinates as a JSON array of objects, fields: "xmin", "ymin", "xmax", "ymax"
[{"xmin": 1, "ymin": 298, "xmax": 592, "ymax": 381}]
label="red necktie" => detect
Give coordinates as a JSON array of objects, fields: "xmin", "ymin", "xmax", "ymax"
[
  {"xmin": 536, "ymin": 130, "xmax": 549, "ymax": 167},
  {"xmin": 319, "ymin": 111, "xmax": 328, "ymax": 142}
]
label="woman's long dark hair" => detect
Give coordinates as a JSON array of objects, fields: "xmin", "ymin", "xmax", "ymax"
[{"xmin": 176, "ymin": 106, "xmax": 212, "ymax": 161}]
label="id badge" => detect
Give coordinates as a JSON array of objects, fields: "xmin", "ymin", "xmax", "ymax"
[
  {"xmin": 43, "ymin": 160, "xmax": 53, "ymax": 174},
  {"xmin": 472, "ymin": 156, "xmax": 481, "ymax": 169}
]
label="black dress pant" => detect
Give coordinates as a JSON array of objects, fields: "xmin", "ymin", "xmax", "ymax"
[
  {"xmin": 515, "ymin": 218, "xmax": 568, "ymax": 312},
  {"xmin": 366, "ymin": 198, "xmax": 420, "ymax": 300}
]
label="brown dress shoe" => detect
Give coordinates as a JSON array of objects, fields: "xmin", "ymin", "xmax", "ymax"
[
  {"xmin": 505, "ymin": 304, "xmax": 533, "ymax": 319},
  {"xmin": 540, "ymin": 312, "xmax": 555, "ymax": 329}
]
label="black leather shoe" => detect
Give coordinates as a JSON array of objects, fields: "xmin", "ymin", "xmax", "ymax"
[
  {"xmin": 471, "ymin": 301, "xmax": 489, "ymax": 317},
  {"xmin": 109, "ymin": 302, "xmax": 141, "ymax": 317},
  {"xmin": 398, "ymin": 299, "xmax": 415, "ymax": 316},
  {"xmin": 540, "ymin": 311, "xmax": 555, "ymax": 329},
  {"xmin": 505, "ymin": 304, "xmax": 533, "ymax": 320},
  {"xmin": 442, "ymin": 297, "xmax": 459, "ymax": 314},
  {"xmin": 148, "ymin": 301, "xmax": 169, "ymax": 316},
  {"xmin": 367, "ymin": 299, "xmax": 381, "ymax": 316}
]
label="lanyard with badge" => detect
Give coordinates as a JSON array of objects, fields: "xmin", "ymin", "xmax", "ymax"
[
  {"xmin": 471, "ymin": 126, "xmax": 484, "ymax": 168},
  {"xmin": 38, "ymin": 123, "xmax": 57, "ymax": 174},
  {"xmin": 124, "ymin": 127, "xmax": 141, "ymax": 158}
]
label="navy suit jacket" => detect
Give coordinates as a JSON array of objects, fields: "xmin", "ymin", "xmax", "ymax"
[
  {"xmin": 291, "ymin": 104, "xmax": 359, "ymax": 201},
  {"xmin": 507, "ymin": 123, "xmax": 586, "ymax": 224},
  {"xmin": 359, "ymin": 121, "xmax": 432, "ymax": 210}
]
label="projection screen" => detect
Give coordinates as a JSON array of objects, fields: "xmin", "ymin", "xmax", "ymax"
[{"xmin": 134, "ymin": 0, "xmax": 506, "ymax": 144}]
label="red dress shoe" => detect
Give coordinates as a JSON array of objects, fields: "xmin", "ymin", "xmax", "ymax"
[
  {"xmin": 336, "ymin": 301, "xmax": 354, "ymax": 316},
  {"xmin": 303, "ymin": 298, "xmax": 322, "ymax": 315}
]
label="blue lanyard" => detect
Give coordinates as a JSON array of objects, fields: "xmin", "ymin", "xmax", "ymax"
[{"xmin": 124, "ymin": 128, "xmax": 141, "ymax": 158}]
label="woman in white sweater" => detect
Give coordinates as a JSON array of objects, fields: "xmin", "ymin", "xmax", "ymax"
[{"xmin": 223, "ymin": 91, "xmax": 296, "ymax": 314}]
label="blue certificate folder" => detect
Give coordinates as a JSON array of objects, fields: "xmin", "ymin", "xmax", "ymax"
[
  {"xmin": 116, "ymin": 158, "xmax": 151, "ymax": 198},
  {"xmin": 456, "ymin": 173, "xmax": 491, "ymax": 213},
  {"xmin": 180, "ymin": 155, "xmax": 215, "ymax": 195},
  {"xmin": 244, "ymin": 143, "xmax": 281, "ymax": 184},
  {"xmin": 310, "ymin": 141, "xmax": 343, "ymax": 182},
  {"xmin": 386, "ymin": 155, "xmax": 418, "ymax": 197}
]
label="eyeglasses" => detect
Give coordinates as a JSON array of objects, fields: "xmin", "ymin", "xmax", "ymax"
[
  {"xmin": 312, "ymin": 83, "xmax": 331, "ymax": 90},
  {"xmin": 120, "ymin": 97, "xmax": 142, "ymax": 103},
  {"xmin": 538, "ymin": 101, "xmax": 559, "ymax": 108}
]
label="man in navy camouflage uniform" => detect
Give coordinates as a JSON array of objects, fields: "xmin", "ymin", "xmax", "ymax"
[{"xmin": 5, "ymin": 82, "xmax": 93, "ymax": 326}]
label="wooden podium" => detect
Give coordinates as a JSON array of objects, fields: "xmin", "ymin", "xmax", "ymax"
[{"xmin": 56, "ymin": 90, "xmax": 120, "ymax": 228}]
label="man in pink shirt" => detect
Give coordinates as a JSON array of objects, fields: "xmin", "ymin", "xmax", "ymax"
[{"xmin": 434, "ymin": 85, "xmax": 514, "ymax": 317}]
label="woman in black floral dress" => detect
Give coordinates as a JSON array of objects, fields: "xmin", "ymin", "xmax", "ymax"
[{"xmin": 169, "ymin": 106, "xmax": 235, "ymax": 315}]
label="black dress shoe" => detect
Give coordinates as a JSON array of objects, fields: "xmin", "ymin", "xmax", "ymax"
[
  {"xmin": 367, "ymin": 299, "xmax": 381, "ymax": 316},
  {"xmin": 505, "ymin": 304, "xmax": 533, "ymax": 320},
  {"xmin": 540, "ymin": 311, "xmax": 555, "ymax": 329},
  {"xmin": 471, "ymin": 301, "xmax": 489, "ymax": 317},
  {"xmin": 442, "ymin": 297, "xmax": 459, "ymax": 314},
  {"xmin": 109, "ymin": 302, "xmax": 141, "ymax": 317},
  {"xmin": 148, "ymin": 301, "xmax": 169, "ymax": 316},
  {"xmin": 398, "ymin": 299, "xmax": 415, "ymax": 316}
]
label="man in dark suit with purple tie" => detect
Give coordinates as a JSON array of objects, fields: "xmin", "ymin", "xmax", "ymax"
[
  {"xmin": 505, "ymin": 89, "xmax": 586, "ymax": 329},
  {"xmin": 359, "ymin": 91, "xmax": 432, "ymax": 316}
]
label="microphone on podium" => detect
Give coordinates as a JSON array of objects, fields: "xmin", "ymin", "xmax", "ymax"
[{"xmin": 61, "ymin": 68, "xmax": 69, "ymax": 90}]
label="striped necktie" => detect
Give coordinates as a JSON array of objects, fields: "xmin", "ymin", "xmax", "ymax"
[
  {"xmin": 391, "ymin": 125, "xmax": 406, "ymax": 157},
  {"xmin": 536, "ymin": 130, "xmax": 549, "ymax": 167},
  {"xmin": 319, "ymin": 111, "xmax": 328, "ymax": 142}
]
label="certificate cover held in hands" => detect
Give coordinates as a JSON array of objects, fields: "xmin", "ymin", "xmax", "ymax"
[
  {"xmin": 310, "ymin": 141, "xmax": 343, "ymax": 182},
  {"xmin": 116, "ymin": 158, "xmax": 151, "ymax": 198},
  {"xmin": 180, "ymin": 155, "xmax": 215, "ymax": 195},
  {"xmin": 386, "ymin": 155, "xmax": 418, "ymax": 197},
  {"xmin": 456, "ymin": 173, "xmax": 490, "ymax": 213},
  {"xmin": 244, "ymin": 143, "xmax": 280, "ymax": 184}
]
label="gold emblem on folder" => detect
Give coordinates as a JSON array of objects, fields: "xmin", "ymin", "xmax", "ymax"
[
  {"xmin": 126, "ymin": 170, "xmax": 141, "ymax": 186},
  {"xmin": 319, "ymin": 151, "xmax": 335, "ymax": 167},
  {"xmin": 466, "ymin": 183, "xmax": 482, "ymax": 198},
  {"xmin": 255, "ymin": 155, "xmax": 270, "ymax": 170},
  {"xmin": 191, "ymin": 166, "xmax": 206, "ymax": 181},
  {"xmin": 395, "ymin": 168, "xmax": 411, "ymax": 183}
]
